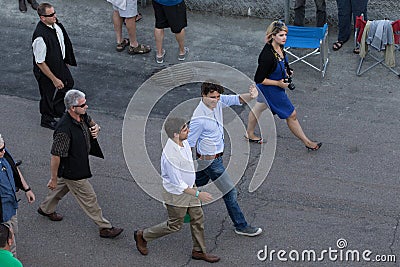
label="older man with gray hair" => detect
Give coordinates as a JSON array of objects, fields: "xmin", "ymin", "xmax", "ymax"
[{"xmin": 37, "ymin": 89, "xmax": 123, "ymax": 239}]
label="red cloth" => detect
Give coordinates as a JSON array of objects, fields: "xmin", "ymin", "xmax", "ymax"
[
  {"xmin": 392, "ymin": 20, "xmax": 400, "ymax": 44},
  {"xmin": 355, "ymin": 16, "xmax": 367, "ymax": 43}
]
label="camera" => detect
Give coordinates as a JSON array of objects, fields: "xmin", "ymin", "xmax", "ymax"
[{"xmin": 283, "ymin": 77, "xmax": 296, "ymax": 90}]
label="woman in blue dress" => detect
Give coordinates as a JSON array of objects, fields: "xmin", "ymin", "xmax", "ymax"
[{"xmin": 245, "ymin": 21, "xmax": 322, "ymax": 151}]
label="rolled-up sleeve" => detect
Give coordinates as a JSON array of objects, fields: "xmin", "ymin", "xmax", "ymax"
[{"xmin": 32, "ymin": 37, "xmax": 47, "ymax": 64}]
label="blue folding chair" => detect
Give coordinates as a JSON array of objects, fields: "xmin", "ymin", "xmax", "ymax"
[{"xmin": 284, "ymin": 24, "xmax": 329, "ymax": 77}]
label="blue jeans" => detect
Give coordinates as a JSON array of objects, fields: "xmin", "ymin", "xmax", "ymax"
[
  {"xmin": 336, "ymin": 0, "xmax": 368, "ymax": 42},
  {"xmin": 195, "ymin": 157, "xmax": 248, "ymax": 230}
]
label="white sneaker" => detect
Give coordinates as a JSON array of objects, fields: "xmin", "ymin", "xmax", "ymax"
[
  {"xmin": 235, "ymin": 226, "xmax": 262, "ymax": 237},
  {"xmin": 178, "ymin": 47, "xmax": 189, "ymax": 61},
  {"xmin": 156, "ymin": 49, "xmax": 166, "ymax": 64}
]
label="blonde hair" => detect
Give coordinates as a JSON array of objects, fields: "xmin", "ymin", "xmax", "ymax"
[
  {"xmin": 0, "ymin": 134, "xmax": 4, "ymax": 147},
  {"xmin": 266, "ymin": 21, "xmax": 288, "ymax": 44}
]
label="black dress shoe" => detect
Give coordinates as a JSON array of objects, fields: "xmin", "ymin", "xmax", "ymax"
[
  {"xmin": 19, "ymin": 0, "xmax": 27, "ymax": 12},
  {"xmin": 27, "ymin": 0, "xmax": 39, "ymax": 10},
  {"xmin": 40, "ymin": 121, "xmax": 56, "ymax": 130}
]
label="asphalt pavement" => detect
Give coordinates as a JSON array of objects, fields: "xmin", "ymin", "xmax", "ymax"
[{"xmin": 1, "ymin": 0, "xmax": 400, "ymax": 266}]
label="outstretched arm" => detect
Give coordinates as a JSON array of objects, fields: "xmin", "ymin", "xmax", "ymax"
[{"xmin": 239, "ymin": 84, "xmax": 259, "ymax": 104}]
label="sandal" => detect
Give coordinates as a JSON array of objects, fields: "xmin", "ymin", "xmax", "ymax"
[
  {"xmin": 116, "ymin": 38, "xmax": 129, "ymax": 52},
  {"xmin": 305, "ymin": 142, "xmax": 322, "ymax": 151},
  {"xmin": 353, "ymin": 47, "xmax": 360, "ymax": 54},
  {"xmin": 332, "ymin": 41, "xmax": 344, "ymax": 51},
  {"xmin": 135, "ymin": 13, "xmax": 142, "ymax": 22},
  {"xmin": 128, "ymin": 44, "xmax": 151, "ymax": 55},
  {"xmin": 244, "ymin": 135, "xmax": 263, "ymax": 144}
]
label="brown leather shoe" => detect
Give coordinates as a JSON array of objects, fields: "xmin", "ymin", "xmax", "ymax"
[
  {"xmin": 134, "ymin": 230, "xmax": 148, "ymax": 255},
  {"xmin": 37, "ymin": 207, "xmax": 63, "ymax": 221},
  {"xmin": 192, "ymin": 250, "xmax": 220, "ymax": 263},
  {"xmin": 99, "ymin": 227, "xmax": 123, "ymax": 238}
]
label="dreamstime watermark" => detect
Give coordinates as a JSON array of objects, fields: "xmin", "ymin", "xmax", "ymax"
[
  {"xmin": 257, "ymin": 238, "xmax": 396, "ymax": 263},
  {"xmin": 122, "ymin": 61, "xmax": 277, "ymax": 204}
]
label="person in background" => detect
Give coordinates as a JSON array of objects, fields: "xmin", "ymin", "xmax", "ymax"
[
  {"xmin": 152, "ymin": 0, "xmax": 189, "ymax": 64},
  {"xmin": 332, "ymin": 0, "xmax": 368, "ymax": 52},
  {"xmin": 32, "ymin": 3, "xmax": 77, "ymax": 130},
  {"xmin": 109, "ymin": 0, "xmax": 151, "ymax": 54},
  {"xmin": 294, "ymin": 0, "xmax": 326, "ymax": 27},
  {"xmin": 19, "ymin": 0, "xmax": 39, "ymax": 13}
]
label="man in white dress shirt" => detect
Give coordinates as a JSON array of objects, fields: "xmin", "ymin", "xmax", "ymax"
[{"xmin": 134, "ymin": 117, "xmax": 220, "ymax": 263}]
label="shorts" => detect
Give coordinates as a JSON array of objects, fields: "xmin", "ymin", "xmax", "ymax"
[
  {"xmin": 113, "ymin": 0, "xmax": 138, "ymax": 18},
  {"xmin": 152, "ymin": 0, "xmax": 187, "ymax": 33}
]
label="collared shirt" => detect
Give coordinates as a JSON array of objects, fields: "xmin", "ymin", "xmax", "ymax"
[
  {"xmin": 188, "ymin": 94, "xmax": 241, "ymax": 155},
  {"xmin": 161, "ymin": 139, "xmax": 195, "ymax": 195},
  {"xmin": 0, "ymin": 150, "xmax": 18, "ymax": 222},
  {"xmin": 51, "ymin": 114, "xmax": 92, "ymax": 157},
  {"xmin": 32, "ymin": 23, "xmax": 65, "ymax": 63}
]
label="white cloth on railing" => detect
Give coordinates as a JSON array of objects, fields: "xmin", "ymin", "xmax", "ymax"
[
  {"xmin": 367, "ymin": 20, "xmax": 393, "ymax": 51},
  {"xmin": 360, "ymin": 20, "xmax": 395, "ymax": 67}
]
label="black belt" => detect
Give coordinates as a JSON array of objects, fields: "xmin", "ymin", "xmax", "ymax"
[{"xmin": 196, "ymin": 152, "xmax": 223, "ymax": 160}]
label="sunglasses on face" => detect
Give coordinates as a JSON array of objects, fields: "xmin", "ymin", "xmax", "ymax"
[
  {"xmin": 73, "ymin": 102, "xmax": 87, "ymax": 108},
  {"xmin": 41, "ymin": 12, "xmax": 56, "ymax": 17},
  {"xmin": 0, "ymin": 145, "xmax": 5, "ymax": 153}
]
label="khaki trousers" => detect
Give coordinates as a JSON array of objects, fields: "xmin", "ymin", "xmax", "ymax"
[
  {"xmin": 143, "ymin": 190, "xmax": 206, "ymax": 253},
  {"xmin": 39, "ymin": 177, "xmax": 112, "ymax": 229}
]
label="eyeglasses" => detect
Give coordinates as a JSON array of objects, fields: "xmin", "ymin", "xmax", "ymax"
[
  {"xmin": 73, "ymin": 102, "xmax": 87, "ymax": 108},
  {"xmin": 0, "ymin": 144, "xmax": 5, "ymax": 153},
  {"xmin": 41, "ymin": 12, "xmax": 56, "ymax": 17}
]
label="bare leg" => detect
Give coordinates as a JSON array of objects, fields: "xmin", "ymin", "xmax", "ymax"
[
  {"xmin": 286, "ymin": 110, "xmax": 318, "ymax": 148},
  {"xmin": 125, "ymin": 17, "xmax": 138, "ymax": 47},
  {"xmin": 175, "ymin": 29, "xmax": 185, "ymax": 55},
  {"xmin": 154, "ymin": 28, "xmax": 165, "ymax": 57},
  {"xmin": 246, "ymin": 102, "xmax": 267, "ymax": 140},
  {"xmin": 112, "ymin": 11, "xmax": 124, "ymax": 44}
]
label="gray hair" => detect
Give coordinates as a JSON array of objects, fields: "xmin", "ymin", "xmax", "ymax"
[
  {"xmin": 0, "ymin": 134, "xmax": 4, "ymax": 147},
  {"xmin": 64, "ymin": 89, "xmax": 85, "ymax": 110}
]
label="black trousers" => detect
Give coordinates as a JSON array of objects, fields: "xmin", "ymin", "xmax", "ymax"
[{"xmin": 35, "ymin": 68, "xmax": 74, "ymax": 120}]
